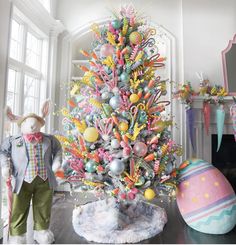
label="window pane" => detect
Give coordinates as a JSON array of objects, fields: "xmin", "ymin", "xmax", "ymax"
[
  {"xmin": 24, "ymin": 97, "xmax": 37, "ymax": 114},
  {"xmin": 24, "ymin": 74, "xmax": 39, "ymax": 114},
  {"xmin": 26, "ymin": 32, "xmax": 42, "ymax": 70},
  {"xmin": 6, "ymin": 92, "xmax": 14, "ymax": 109},
  {"xmin": 9, "ymin": 19, "xmax": 22, "ymax": 61},
  {"xmin": 24, "ymin": 74, "xmax": 37, "ymax": 96},
  {"xmin": 10, "ymin": 40, "xmax": 20, "ymax": 61},
  {"xmin": 11, "ymin": 19, "xmax": 21, "ymax": 40},
  {"xmin": 8, "ymin": 69, "xmax": 17, "ymax": 92}
]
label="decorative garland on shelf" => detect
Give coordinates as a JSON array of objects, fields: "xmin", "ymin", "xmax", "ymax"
[{"xmin": 174, "ymin": 79, "xmax": 236, "ymax": 152}]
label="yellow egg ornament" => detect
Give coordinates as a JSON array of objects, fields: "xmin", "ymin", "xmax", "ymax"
[
  {"xmin": 129, "ymin": 94, "xmax": 140, "ymax": 103},
  {"xmin": 83, "ymin": 127, "xmax": 99, "ymax": 142},
  {"xmin": 119, "ymin": 122, "xmax": 129, "ymax": 132},
  {"xmin": 153, "ymin": 120, "xmax": 166, "ymax": 133},
  {"xmin": 144, "ymin": 188, "xmax": 156, "ymax": 200}
]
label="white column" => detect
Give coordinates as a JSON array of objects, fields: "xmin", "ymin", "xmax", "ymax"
[
  {"xmin": 0, "ymin": 0, "xmax": 12, "ymax": 240},
  {"xmin": 46, "ymin": 30, "xmax": 58, "ymax": 133},
  {"xmin": 55, "ymin": 32, "xmax": 71, "ymax": 132}
]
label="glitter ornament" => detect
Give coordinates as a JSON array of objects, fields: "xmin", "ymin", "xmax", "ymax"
[
  {"xmin": 111, "ymin": 19, "xmax": 121, "ymax": 29},
  {"xmin": 133, "ymin": 142, "xmax": 148, "ymax": 157},
  {"xmin": 129, "ymin": 31, "xmax": 143, "ymax": 45},
  {"xmin": 119, "ymin": 122, "xmax": 129, "ymax": 132},
  {"xmin": 110, "ymin": 159, "xmax": 125, "ymax": 175},
  {"xmin": 85, "ymin": 161, "xmax": 97, "ymax": 173},
  {"xmin": 83, "ymin": 127, "xmax": 99, "ymax": 142},
  {"xmin": 100, "ymin": 44, "xmax": 114, "ymax": 57},
  {"xmin": 109, "ymin": 96, "xmax": 121, "ymax": 110},
  {"xmin": 120, "ymin": 72, "xmax": 130, "ymax": 83},
  {"xmin": 144, "ymin": 188, "xmax": 156, "ymax": 200},
  {"xmin": 129, "ymin": 94, "xmax": 140, "ymax": 103}
]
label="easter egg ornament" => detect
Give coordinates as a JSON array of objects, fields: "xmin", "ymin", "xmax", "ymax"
[
  {"xmin": 85, "ymin": 161, "xmax": 97, "ymax": 173},
  {"xmin": 110, "ymin": 159, "xmax": 125, "ymax": 175},
  {"xmin": 129, "ymin": 94, "xmax": 140, "ymax": 103},
  {"xmin": 133, "ymin": 141, "xmax": 148, "ymax": 157},
  {"xmin": 120, "ymin": 72, "xmax": 130, "ymax": 83},
  {"xmin": 111, "ymin": 19, "xmax": 121, "ymax": 29},
  {"xmin": 109, "ymin": 96, "xmax": 121, "ymax": 110},
  {"xmin": 129, "ymin": 31, "xmax": 143, "ymax": 45},
  {"xmin": 100, "ymin": 44, "xmax": 114, "ymax": 57},
  {"xmin": 83, "ymin": 127, "xmax": 99, "ymax": 142},
  {"xmin": 176, "ymin": 158, "xmax": 236, "ymax": 234},
  {"xmin": 144, "ymin": 188, "xmax": 156, "ymax": 200},
  {"xmin": 119, "ymin": 122, "xmax": 129, "ymax": 132}
]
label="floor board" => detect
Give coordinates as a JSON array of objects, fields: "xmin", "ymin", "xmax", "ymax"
[{"xmin": 3, "ymin": 192, "xmax": 236, "ymax": 244}]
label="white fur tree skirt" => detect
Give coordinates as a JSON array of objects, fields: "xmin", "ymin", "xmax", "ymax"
[{"xmin": 72, "ymin": 198, "xmax": 167, "ymax": 243}]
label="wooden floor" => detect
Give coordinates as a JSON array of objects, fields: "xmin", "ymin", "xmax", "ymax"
[{"xmin": 3, "ymin": 192, "xmax": 236, "ymax": 244}]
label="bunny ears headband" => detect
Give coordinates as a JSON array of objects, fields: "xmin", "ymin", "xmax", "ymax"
[{"xmin": 5, "ymin": 100, "xmax": 51, "ymax": 126}]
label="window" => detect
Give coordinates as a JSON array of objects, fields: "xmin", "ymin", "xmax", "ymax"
[
  {"xmin": 5, "ymin": 8, "xmax": 48, "ymax": 136},
  {"xmin": 38, "ymin": 0, "xmax": 51, "ymax": 13}
]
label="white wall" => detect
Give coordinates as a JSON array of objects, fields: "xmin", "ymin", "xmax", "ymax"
[
  {"xmin": 182, "ymin": 0, "xmax": 236, "ymax": 89},
  {"xmin": 56, "ymin": 0, "xmax": 183, "ymax": 82},
  {"xmin": 56, "ymin": 0, "xmax": 236, "ymax": 88}
]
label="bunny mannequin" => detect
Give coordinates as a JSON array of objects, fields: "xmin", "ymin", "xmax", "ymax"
[{"xmin": 0, "ymin": 100, "xmax": 62, "ymax": 244}]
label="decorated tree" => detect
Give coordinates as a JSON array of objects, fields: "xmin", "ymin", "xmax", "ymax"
[{"xmin": 57, "ymin": 5, "xmax": 182, "ymax": 202}]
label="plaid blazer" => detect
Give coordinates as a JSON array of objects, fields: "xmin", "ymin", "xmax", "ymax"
[{"xmin": 0, "ymin": 133, "xmax": 62, "ymax": 194}]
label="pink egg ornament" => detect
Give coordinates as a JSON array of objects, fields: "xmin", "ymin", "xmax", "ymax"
[
  {"xmin": 133, "ymin": 142, "xmax": 148, "ymax": 157},
  {"xmin": 100, "ymin": 44, "xmax": 114, "ymax": 57},
  {"xmin": 176, "ymin": 158, "xmax": 236, "ymax": 234}
]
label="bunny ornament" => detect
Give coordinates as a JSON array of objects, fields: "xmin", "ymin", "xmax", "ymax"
[{"xmin": 0, "ymin": 100, "xmax": 62, "ymax": 244}]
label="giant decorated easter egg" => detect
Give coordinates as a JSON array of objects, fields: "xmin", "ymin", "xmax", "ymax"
[{"xmin": 176, "ymin": 158, "xmax": 236, "ymax": 234}]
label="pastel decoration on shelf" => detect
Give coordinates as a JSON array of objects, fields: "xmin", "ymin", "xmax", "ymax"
[
  {"xmin": 176, "ymin": 158, "xmax": 236, "ymax": 234},
  {"xmin": 203, "ymin": 102, "xmax": 211, "ymax": 135},
  {"xmin": 175, "ymin": 75, "xmax": 230, "ymax": 152},
  {"xmin": 216, "ymin": 105, "xmax": 225, "ymax": 152},
  {"xmin": 186, "ymin": 107, "xmax": 195, "ymax": 151},
  {"xmin": 174, "ymin": 82, "xmax": 196, "ymax": 151},
  {"xmin": 230, "ymin": 97, "xmax": 236, "ymax": 141}
]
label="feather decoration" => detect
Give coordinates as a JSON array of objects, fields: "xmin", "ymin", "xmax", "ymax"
[
  {"xmin": 230, "ymin": 97, "xmax": 236, "ymax": 142},
  {"xmin": 186, "ymin": 107, "xmax": 195, "ymax": 151},
  {"xmin": 203, "ymin": 101, "xmax": 211, "ymax": 135},
  {"xmin": 216, "ymin": 105, "xmax": 225, "ymax": 152}
]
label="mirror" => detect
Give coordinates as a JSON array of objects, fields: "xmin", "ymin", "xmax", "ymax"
[{"xmin": 222, "ymin": 34, "xmax": 236, "ymax": 95}]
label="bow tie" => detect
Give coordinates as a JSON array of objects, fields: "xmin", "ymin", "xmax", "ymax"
[{"xmin": 23, "ymin": 132, "xmax": 43, "ymax": 143}]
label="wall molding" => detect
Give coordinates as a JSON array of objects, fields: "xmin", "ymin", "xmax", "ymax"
[{"xmin": 12, "ymin": 0, "xmax": 64, "ymax": 36}]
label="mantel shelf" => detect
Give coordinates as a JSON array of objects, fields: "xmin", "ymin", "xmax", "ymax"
[{"xmin": 192, "ymin": 96, "xmax": 234, "ymax": 109}]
